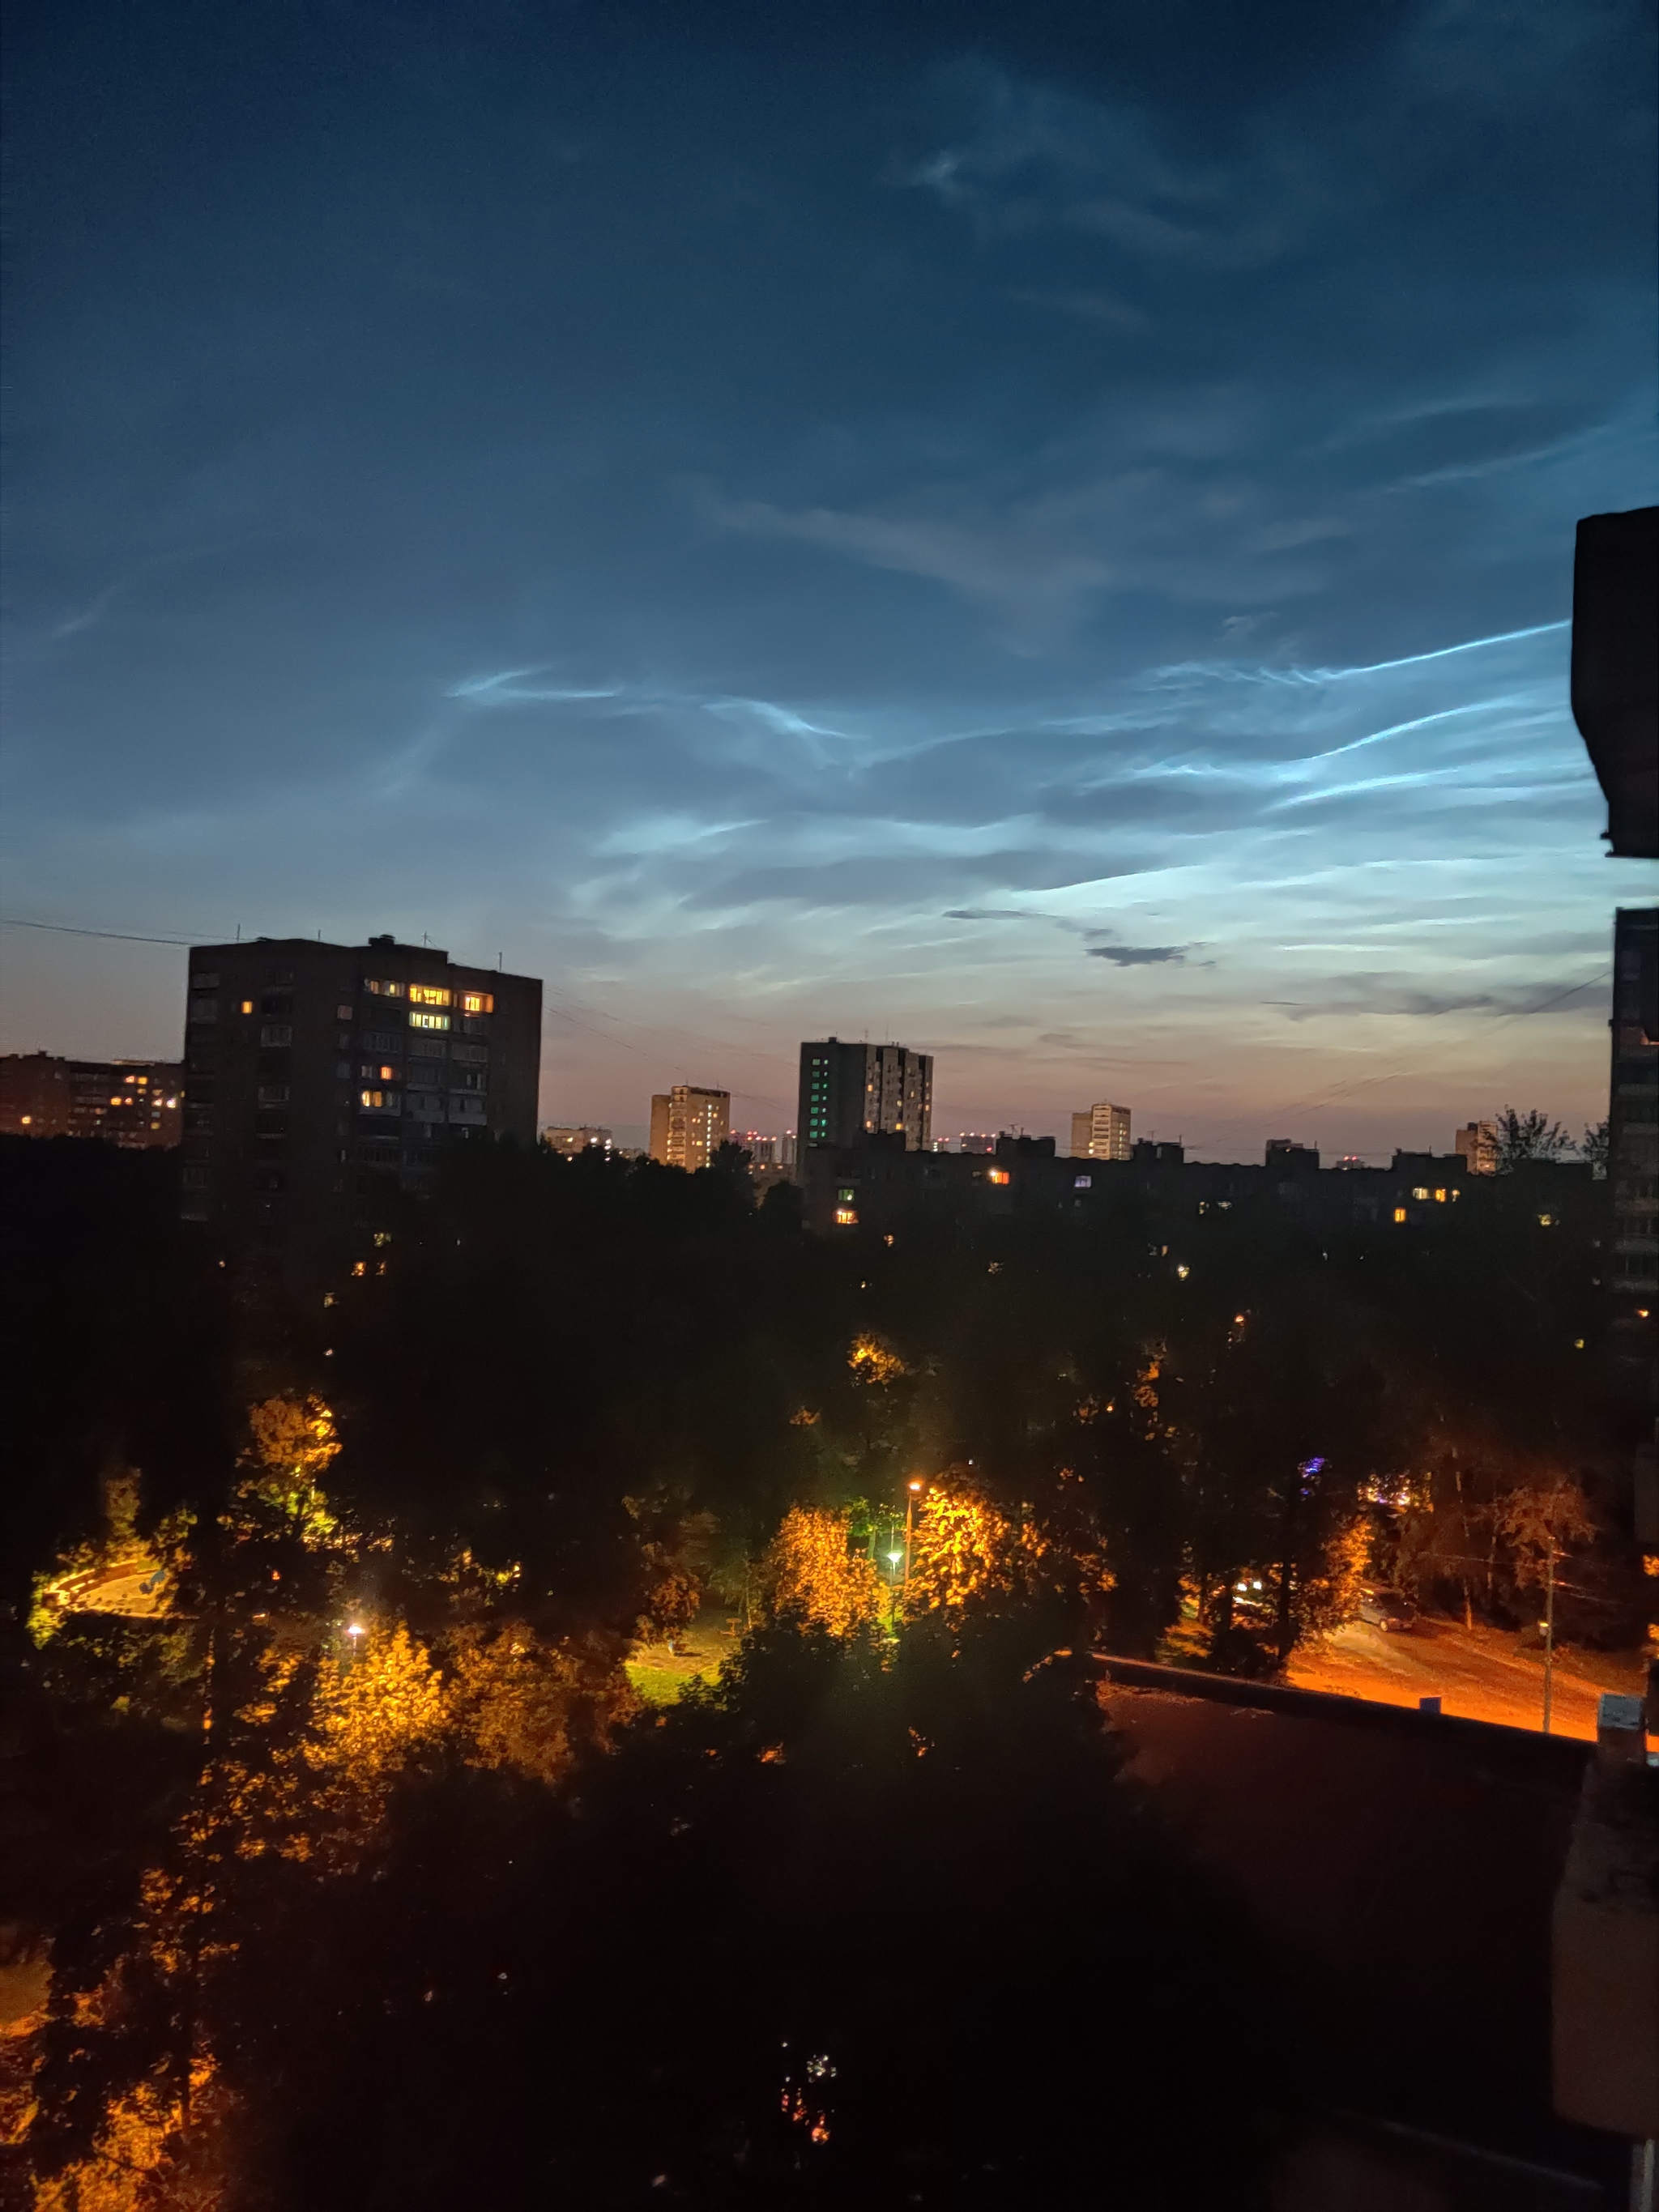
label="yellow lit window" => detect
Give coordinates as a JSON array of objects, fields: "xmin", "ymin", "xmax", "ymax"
[
  {"xmin": 360, "ymin": 1089, "xmax": 385, "ymax": 1108},
  {"xmin": 1411, "ymin": 1187, "xmax": 1430, "ymax": 1201},
  {"xmin": 987, "ymin": 1168, "xmax": 1010, "ymax": 1186},
  {"xmin": 241, "ymin": 999, "xmax": 254, "ymax": 1014},
  {"xmin": 1537, "ymin": 1213, "xmax": 1555, "ymax": 1227},
  {"xmin": 461, "ymin": 991, "xmax": 494, "ymax": 1014},
  {"xmin": 834, "ymin": 1207, "xmax": 858, "ymax": 1225},
  {"xmin": 409, "ymin": 984, "xmax": 452, "ymax": 1007},
  {"xmin": 408, "ymin": 1011, "xmax": 450, "ymax": 1031},
  {"xmin": 1433, "ymin": 1188, "xmax": 1446, "ymax": 1202},
  {"xmin": 1392, "ymin": 1207, "xmax": 1408, "ymax": 1223}
]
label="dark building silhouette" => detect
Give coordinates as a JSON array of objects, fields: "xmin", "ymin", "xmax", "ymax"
[
  {"xmin": 1570, "ymin": 506, "xmax": 1658, "ymax": 860},
  {"xmin": 181, "ymin": 935, "xmax": 540, "ymax": 1273},
  {"xmin": 798, "ymin": 1133, "xmax": 1603, "ymax": 1242},
  {"xmin": 0, "ymin": 1053, "xmax": 182, "ymax": 1147},
  {"xmin": 796, "ymin": 1038, "xmax": 932, "ymax": 1154},
  {"xmin": 1609, "ymin": 906, "xmax": 1659, "ymax": 1308}
]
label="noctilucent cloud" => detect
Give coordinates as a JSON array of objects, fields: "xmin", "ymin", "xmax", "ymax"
[{"xmin": 4, "ymin": 0, "xmax": 1655, "ymax": 1156}]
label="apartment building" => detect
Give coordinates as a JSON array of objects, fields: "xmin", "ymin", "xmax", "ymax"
[{"xmin": 181, "ymin": 934, "xmax": 540, "ymax": 1273}]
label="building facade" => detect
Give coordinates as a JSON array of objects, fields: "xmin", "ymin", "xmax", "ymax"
[
  {"xmin": 542, "ymin": 1124, "xmax": 612, "ymax": 1158},
  {"xmin": 1608, "ymin": 906, "xmax": 1658, "ymax": 1302},
  {"xmin": 796, "ymin": 1038, "xmax": 932, "ymax": 1155},
  {"xmin": 1, "ymin": 1054, "xmax": 182, "ymax": 1147},
  {"xmin": 1454, "ymin": 1121, "xmax": 1499, "ymax": 1174},
  {"xmin": 1069, "ymin": 1102, "xmax": 1131, "ymax": 1161},
  {"xmin": 648, "ymin": 1085, "xmax": 731, "ymax": 1170},
  {"xmin": 181, "ymin": 935, "xmax": 540, "ymax": 1272}
]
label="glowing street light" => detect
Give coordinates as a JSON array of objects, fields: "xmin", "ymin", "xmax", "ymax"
[{"xmin": 902, "ymin": 1479, "xmax": 925, "ymax": 1595}]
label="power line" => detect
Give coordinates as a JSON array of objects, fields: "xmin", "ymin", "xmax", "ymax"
[
  {"xmin": 2, "ymin": 911, "xmax": 800, "ymax": 1107},
  {"xmin": 0, "ymin": 915, "xmax": 200, "ymax": 946}
]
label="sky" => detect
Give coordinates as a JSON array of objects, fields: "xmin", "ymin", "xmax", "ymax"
[{"xmin": 4, "ymin": 0, "xmax": 1655, "ymax": 1157}]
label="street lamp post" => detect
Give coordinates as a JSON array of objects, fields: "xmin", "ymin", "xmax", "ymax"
[
  {"xmin": 1542, "ymin": 1542, "xmax": 1557, "ymax": 1736},
  {"xmin": 902, "ymin": 1479, "xmax": 923, "ymax": 1600}
]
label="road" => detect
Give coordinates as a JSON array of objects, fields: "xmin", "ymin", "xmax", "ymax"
[{"xmin": 1287, "ymin": 1615, "xmax": 1647, "ymax": 1741}]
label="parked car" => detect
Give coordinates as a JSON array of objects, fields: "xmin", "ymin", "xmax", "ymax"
[{"xmin": 1358, "ymin": 1588, "xmax": 1417, "ymax": 1633}]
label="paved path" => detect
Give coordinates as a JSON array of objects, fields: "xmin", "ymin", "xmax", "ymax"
[{"xmin": 1287, "ymin": 1616, "xmax": 1646, "ymax": 1741}]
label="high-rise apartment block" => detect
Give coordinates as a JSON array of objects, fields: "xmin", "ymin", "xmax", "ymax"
[
  {"xmin": 648, "ymin": 1085, "xmax": 731, "ymax": 1171},
  {"xmin": 1069, "ymin": 1102, "xmax": 1131, "ymax": 1161},
  {"xmin": 797, "ymin": 1039, "xmax": 932, "ymax": 1154},
  {"xmin": 181, "ymin": 935, "xmax": 540, "ymax": 1272},
  {"xmin": 1609, "ymin": 906, "xmax": 1658, "ymax": 1301},
  {"xmin": 1, "ymin": 1054, "xmax": 183, "ymax": 1147},
  {"xmin": 1454, "ymin": 1121, "xmax": 1499, "ymax": 1175}
]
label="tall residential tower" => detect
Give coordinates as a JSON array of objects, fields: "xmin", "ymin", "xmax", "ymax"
[
  {"xmin": 648, "ymin": 1085, "xmax": 731, "ymax": 1170},
  {"xmin": 797, "ymin": 1039, "xmax": 932, "ymax": 1154}
]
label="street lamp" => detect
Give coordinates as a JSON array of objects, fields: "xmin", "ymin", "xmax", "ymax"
[{"xmin": 903, "ymin": 1479, "xmax": 924, "ymax": 1597}]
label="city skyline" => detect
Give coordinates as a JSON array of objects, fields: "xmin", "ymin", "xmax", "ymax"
[
  {"xmin": 0, "ymin": 921, "xmax": 1624, "ymax": 1162},
  {"xmin": 6, "ymin": 2, "xmax": 1654, "ymax": 1157}
]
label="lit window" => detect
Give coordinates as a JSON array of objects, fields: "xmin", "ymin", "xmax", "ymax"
[
  {"xmin": 1392, "ymin": 1207, "xmax": 1408, "ymax": 1223},
  {"xmin": 1433, "ymin": 1188, "xmax": 1446, "ymax": 1202},
  {"xmin": 1074, "ymin": 1174, "xmax": 1092, "ymax": 1189},
  {"xmin": 360, "ymin": 1089, "xmax": 385, "ymax": 1108},
  {"xmin": 1411, "ymin": 1187, "xmax": 1430, "ymax": 1201},
  {"xmin": 365, "ymin": 979, "xmax": 406, "ymax": 998},
  {"xmin": 409, "ymin": 984, "xmax": 452, "ymax": 1007},
  {"xmin": 1537, "ymin": 1213, "xmax": 1555, "ymax": 1227},
  {"xmin": 408, "ymin": 1011, "xmax": 450, "ymax": 1031},
  {"xmin": 987, "ymin": 1168, "xmax": 1010, "ymax": 1186},
  {"xmin": 241, "ymin": 999, "xmax": 254, "ymax": 1015},
  {"xmin": 834, "ymin": 1208, "xmax": 858, "ymax": 1225},
  {"xmin": 461, "ymin": 991, "xmax": 494, "ymax": 1014}
]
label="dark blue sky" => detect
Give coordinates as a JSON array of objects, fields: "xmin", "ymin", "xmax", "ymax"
[{"xmin": 5, "ymin": 0, "xmax": 1654, "ymax": 1152}]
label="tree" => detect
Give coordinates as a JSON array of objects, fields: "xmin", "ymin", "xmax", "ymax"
[
  {"xmin": 1491, "ymin": 1106, "xmax": 1576, "ymax": 1170},
  {"xmin": 1580, "ymin": 1119, "xmax": 1610, "ymax": 1178},
  {"xmin": 763, "ymin": 1506, "xmax": 884, "ymax": 1636}
]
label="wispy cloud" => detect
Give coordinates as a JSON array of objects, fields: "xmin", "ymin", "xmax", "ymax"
[{"xmin": 1088, "ymin": 944, "xmax": 1187, "ymax": 966}]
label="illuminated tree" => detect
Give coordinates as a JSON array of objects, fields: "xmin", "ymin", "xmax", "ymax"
[
  {"xmin": 765, "ymin": 1507, "xmax": 884, "ymax": 1637},
  {"xmin": 444, "ymin": 1619, "xmax": 627, "ymax": 1783},
  {"xmin": 905, "ymin": 1485, "xmax": 1030, "ymax": 1619},
  {"xmin": 312, "ymin": 1622, "xmax": 448, "ymax": 1788},
  {"xmin": 229, "ymin": 1396, "xmax": 343, "ymax": 1551},
  {"xmin": 847, "ymin": 1333, "xmax": 906, "ymax": 1387}
]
